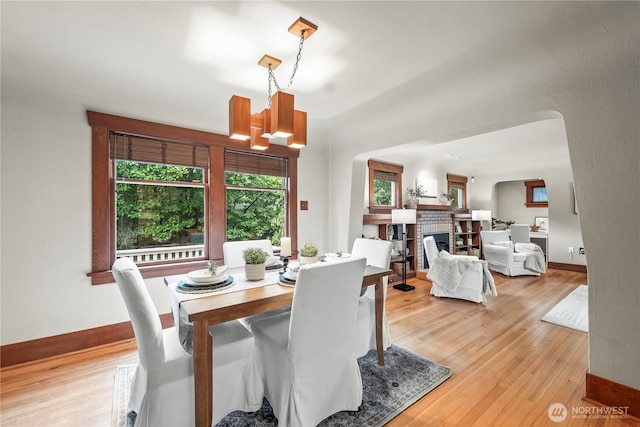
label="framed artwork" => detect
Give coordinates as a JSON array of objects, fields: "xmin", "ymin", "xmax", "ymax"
[{"xmin": 535, "ymin": 217, "xmax": 549, "ymax": 233}]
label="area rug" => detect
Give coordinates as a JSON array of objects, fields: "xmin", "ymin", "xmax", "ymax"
[
  {"xmin": 542, "ymin": 284, "xmax": 588, "ymax": 332},
  {"xmin": 112, "ymin": 344, "xmax": 452, "ymax": 427}
]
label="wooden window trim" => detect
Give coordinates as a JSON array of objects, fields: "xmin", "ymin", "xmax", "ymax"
[
  {"xmin": 87, "ymin": 110, "xmax": 299, "ymax": 285},
  {"xmin": 524, "ymin": 179, "xmax": 548, "ymax": 208},
  {"xmin": 447, "ymin": 173, "xmax": 468, "ymax": 210},
  {"xmin": 368, "ymin": 159, "xmax": 404, "ymax": 214}
]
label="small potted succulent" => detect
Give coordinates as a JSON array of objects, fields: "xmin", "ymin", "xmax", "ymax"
[
  {"xmin": 242, "ymin": 247, "xmax": 269, "ymax": 281},
  {"xmin": 299, "ymin": 242, "xmax": 319, "ymax": 265}
]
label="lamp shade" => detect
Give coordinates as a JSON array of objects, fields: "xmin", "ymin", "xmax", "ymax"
[
  {"xmin": 288, "ymin": 110, "xmax": 307, "ymax": 148},
  {"xmin": 391, "ymin": 208, "xmax": 417, "ymax": 225},
  {"xmin": 472, "ymin": 210, "xmax": 492, "ymax": 221},
  {"xmin": 229, "ymin": 95, "xmax": 251, "ymax": 141},
  {"xmin": 250, "ymin": 127, "xmax": 269, "ymax": 150},
  {"xmin": 270, "ymin": 91, "xmax": 294, "ymax": 138}
]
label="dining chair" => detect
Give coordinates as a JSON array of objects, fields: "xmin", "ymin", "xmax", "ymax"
[
  {"xmin": 112, "ymin": 257, "xmax": 264, "ymax": 427},
  {"xmin": 246, "ymin": 256, "xmax": 367, "ymax": 427},
  {"xmin": 350, "ymin": 237, "xmax": 393, "ymax": 358},
  {"xmin": 222, "ymin": 239, "xmax": 274, "ymax": 268}
]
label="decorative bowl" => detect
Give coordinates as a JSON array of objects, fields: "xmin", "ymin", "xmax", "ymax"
[{"xmin": 187, "ymin": 265, "xmax": 229, "ymax": 283}]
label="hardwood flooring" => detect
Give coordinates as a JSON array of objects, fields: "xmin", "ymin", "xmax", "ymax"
[{"xmin": 1, "ymin": 269, "xmax": 638, "ymax": 426}]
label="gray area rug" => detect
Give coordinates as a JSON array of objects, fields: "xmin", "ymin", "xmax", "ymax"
[
  {"xmin": 542, "ymin": 284, "xmax": 588, "ymax": 332},
  {"xmin": 112, "ymin": 344, "xmax": 451, "ymax": 427}
]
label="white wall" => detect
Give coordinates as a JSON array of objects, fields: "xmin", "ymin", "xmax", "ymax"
[
  {"xmin": 494, "ymin": 180, "xmax": 548, "ymax": 225},
  {"xmin": 325, "ymin": 4, "xmax": 639, "ymax": 390},
  {"xmin": 0, "ymin": 81, "xmax": 329, "ymax": 345}
]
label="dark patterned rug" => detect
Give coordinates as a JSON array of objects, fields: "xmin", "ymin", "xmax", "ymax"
[{"xmin": 112, "ymin": 344, "xmax": 451, "ymax": 427}]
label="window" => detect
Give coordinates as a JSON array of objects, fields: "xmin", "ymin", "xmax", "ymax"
[
  {"xmin": 88, "ymin": 111, "xmax": 299, "ymax": 285},
  {"xmin": 446, "ymin": 174, "xmax": 467, "ymax": 209},
  {"xmin": 225, "ymin": 150, "xmax": 288, "ymax": 246},
  {"xmin": 525, "ymin": 179, "xmax": 548, "ymax": 207},
  {"xmin": 368, "ymin": 160, "xmax": 403, "ymax": 213},
  {"xmin": 112, "ymin": 134, "xmax": 208, "ymax": 263}
]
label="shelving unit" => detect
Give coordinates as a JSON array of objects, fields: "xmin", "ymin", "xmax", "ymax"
[
  {"xmin": 452, "ymin": 213, "xmax": 481, "ymax": 256},
  {"xmin": 362, "ymin": 215, "xmax": 416, "ymax": 283}
]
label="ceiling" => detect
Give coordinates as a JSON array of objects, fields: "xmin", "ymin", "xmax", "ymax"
[{"xmin": 2, "ymin": 1, "xmax": 591, "ymax": 172}]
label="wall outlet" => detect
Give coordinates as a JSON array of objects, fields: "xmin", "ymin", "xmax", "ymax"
[
  {"xmin": 579, "ymin": 247, "xmax": 585, "ymax": 255},
  {"xmin": 568, "ymin": 247, "xmax": 574, "ymax": 254}
]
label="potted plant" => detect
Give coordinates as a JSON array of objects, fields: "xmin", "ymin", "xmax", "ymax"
[
  {"xmin": 299, "ymin": 242, "xmax": 319, "ymax": 265},
  {"xmin": 406, "ymin": 184, "xmax": 427, "ymax": 208},
  {"xmin": 440, "ymin": 189, "xmax": 456, "ymax": 205},
  {"xmin": 242, "ymin": 247, "xmax": 269, "ymax": 281}
]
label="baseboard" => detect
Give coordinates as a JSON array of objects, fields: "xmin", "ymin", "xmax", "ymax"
[
  {"xmin": 0, "ymin": 313, "xmax": 173, "ymax": 368},
  {"xmin": 584, "ymin": 373, "xmax": 640, "ymax": 419},
  {"xmin": 548, "ymin": 262, "xmax": 587, "ymax": 273}
]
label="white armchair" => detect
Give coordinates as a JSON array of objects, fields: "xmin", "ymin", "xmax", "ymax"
[
  {"xmin": 423, "ymin": 236, "xmax": 487, "ymax": 303},
  {"xmin": 481, "ymin": 230, "xmax": 540, "ymax": 276}
]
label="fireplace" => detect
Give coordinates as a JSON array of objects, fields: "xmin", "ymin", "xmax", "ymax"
[{"xmin": 423, "ymin": 233, "xmax": 450, "ymax": 268}]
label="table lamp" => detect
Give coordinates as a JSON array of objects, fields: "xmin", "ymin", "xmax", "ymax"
[
  {"xmin": 472, "ymin": 209, "xmax": 492, "ymax": 231},
  {"xmin": 391, "ymin": 208, "xmax": 417, "ymax": 292}
]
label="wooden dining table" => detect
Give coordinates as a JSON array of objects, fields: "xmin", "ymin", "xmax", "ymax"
[{"xmin": 164, "ymin": 263, "xmax": 391, "ymax": 427}]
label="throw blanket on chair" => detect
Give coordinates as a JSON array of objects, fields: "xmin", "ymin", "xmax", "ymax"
[
  {"xmin": 427, "ymin": 251, "xmax": 497, "ymax": 296},
  {"xmin": 515, "ymin": 243, "xmax": 546, "ymax": 273}
]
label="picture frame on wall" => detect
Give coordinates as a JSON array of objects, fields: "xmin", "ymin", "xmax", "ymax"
[{"xmin": 535, "ymin": 216, "xmax": 549, "ymax": 233}]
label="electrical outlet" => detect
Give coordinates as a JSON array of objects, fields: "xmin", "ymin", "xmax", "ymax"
[
  {"xmin": 568, "ymin": 247, "xmax": 574, "ymax": 254},
  {"xmin": 579, "ymin": 247, "xmax": 585, "ymax": 255}
]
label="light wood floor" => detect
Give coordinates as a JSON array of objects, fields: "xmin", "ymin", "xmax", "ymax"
[{"xmin": 1, "ymin": 269, "xmax": 638, "ymax": 426}]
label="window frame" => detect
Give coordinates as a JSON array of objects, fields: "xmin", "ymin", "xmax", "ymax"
[
  {"xmin": 524, "ymin": 179, "xmax": 548, "ymax": 208},
  {"xmin": 446, "ymin": 173, "xmax": 468, "ymax": 210},
  {"xmin": 88, "ymin": 110, "xmax": 299, "ymax": 285},
  {"xmin": 368, "ymin": 159, "xmax": 404, "ymax": 213}
]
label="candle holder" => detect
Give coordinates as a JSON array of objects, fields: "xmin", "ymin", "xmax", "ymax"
[{"xmin": 280, "ymin": 256, "xmax": 290, "ymax": 274}]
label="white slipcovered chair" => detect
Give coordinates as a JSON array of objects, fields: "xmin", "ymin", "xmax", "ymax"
[
  {"xmin": 247, "ymin": 257, "xmax": 367, "ymax": 427},
  {"xmin": 423, "ymin": 236, "xmax": 486, "ymax": 303},
  {"xmin": 510, "ymin": 224, "xmax": 531, "ymax": 244},
  {"xmin": 222, "ymin": 239, "xmax": 274, "ymax": 268},
  {"xmin": 112, "ymin": 257, "xmax": 264, "ymax": 427},
  {"xmin": 350, "ymin": 237, "xmax": 392, "ymax": 358},
  {"xmin": 481, "ymin": 230, "xmax": 541, "ymax": 276}
]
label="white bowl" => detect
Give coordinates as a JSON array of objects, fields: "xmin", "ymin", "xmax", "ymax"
[
  {"xmin": 187, "ymin": 265, "xmax": 229, "ymax": 283},
  {"xmin": 266, "ymin": 256, "xmax": 281, "ymax": 266}
]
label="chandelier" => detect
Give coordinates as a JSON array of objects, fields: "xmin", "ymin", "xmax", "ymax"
[{"xmin": 229, "ymin": 17, "xmax": 317, "ymax": 150}]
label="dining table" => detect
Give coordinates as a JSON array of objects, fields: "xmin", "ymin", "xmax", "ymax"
[{"xmin": 164, "ymin": 262, "xmax": 392, "ymax": 427}]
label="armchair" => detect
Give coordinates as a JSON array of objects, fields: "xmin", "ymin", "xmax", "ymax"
[
  {"xmin": 423, "ymin": 236, "xmax": 487, "ymax": 303},
  {"xmin": 481, "ymin": 230, "xmax": 540, "ymax": 276}
]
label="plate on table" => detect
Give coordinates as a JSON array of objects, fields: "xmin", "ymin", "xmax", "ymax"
[
  {"xmin": 279, "ymin": 273, "xmax": 296, "ymax": 287},
  {"xmin": 187, "ymin": 266, "xmax": 228, "ymax": 284},
  {"xmin": 323, "ymin": 252, "xmax": 351, "ymax": 261},
  {"xmin": 283, "ymin": 270, "xmax": 298, "ymax": 281},
  {"xmin": 266, "ymin": 262, "xmax": 284, "ymax": 271},
  {"xmin": 177, "ymin": 276, "xmax": 234, "ymax": 293}
]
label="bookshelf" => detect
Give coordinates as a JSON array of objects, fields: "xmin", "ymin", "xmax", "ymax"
[{"xmin": 452, "ymin": 213, "xmax": 481, "ymax": 256}]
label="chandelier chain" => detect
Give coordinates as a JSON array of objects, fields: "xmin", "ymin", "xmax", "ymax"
[{"xmin": 266, "ymin": 30, "xmax": 306, "ymax": 105}]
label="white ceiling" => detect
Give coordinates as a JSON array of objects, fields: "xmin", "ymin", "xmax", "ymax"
[{"xmin": 2, "ymin": 1, "xmax": 591, "ymax": 172}]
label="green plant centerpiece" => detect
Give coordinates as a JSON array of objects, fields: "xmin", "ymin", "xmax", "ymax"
[
  {"xmin": 492, "ymin": 217, "xmax": 515, "ymax": 230},
  {"xmin": 440, "ymin": 189, "xmax": 457, "ymax": 205},
  {"xmin": 407, "ymin": 184, "xmax": 427, "ymax": 207},
  {"xmin": 243, "ymin": 247, "xmax": 269, "ymax": 281},
  {"xmin": 207, "ymin": 260, "xmax": 217, "ymax": 275},
  {"xmin": 299, "ymin": 242, "xmax": 319, "ymax": 265}
]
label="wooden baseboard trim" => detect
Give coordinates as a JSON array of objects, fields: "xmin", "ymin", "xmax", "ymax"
[
  {"xmin": 548, "ymin": 262, "xmax": 587, "ymax": 273},
  {"xmin": 585, "ymin": 373, "xmax": 640, "ymax": 419},
  {"xmin": 1, "ymin": 313, "xmax": 173, "ymax": 368}
]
